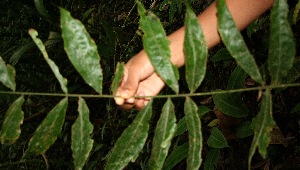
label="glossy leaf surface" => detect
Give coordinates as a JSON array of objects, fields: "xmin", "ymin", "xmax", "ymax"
[
  {"xmin": 248, "ymin": 89, "xmax": 276, "ymax": 168},
  {"xmin": 137, "ymin": 1, "xmax": 179, "ymax": 93},
  {"xmin": 0, "ymin": 56, "xmax": 16, "ymax": 91},
  {"xmin": 0, "ymin": 96, "xmax": 24, "ymax": 144},
  {"xmin": 204, "ymin": 148, "xmax": 220, "ymax": 170},
  {"xmin": 23, "ymin": 98, "xmax": 68, "ymax": 158},
  {"xmin": 72, "ymin": 98, "xmax": 94, "ymax": 170},
  {"xmin": 149, "ymin": 98, "xmax": 176, "ymax": 170},
  {"xmin": 184, "ymin": 6, "xmax": 207, "ymax": 93},
  {"xmin": 163, "ymin": 142, "xmax": 189, "ymax": 170},
  {"xmin": 217, "ymin": 0, "xmax": 262, "ymax": 84},
  {"xmin": 207, "ymin": 127, "xmax": 229, "ymax": 148},
  {"xmin": 29, "ymin": 29, "xmax": 68, "ymax": 94},
  {"xmin": 184, "ymin": 97, "xmax": 202, "ymax": 169},
  {"xmin": 105, "ymin": 100, "xmax": 153, "ymax": 170},
  {"xmin": 268, "ymin": 0, "xmax": 296, "ymax": 85},
  {"xmin": 60, "ymin": 8, "xmax": 103, "ymax": 94},
  {"xmin": 111, "ymin": 62, "xmax": 124, "ymax": 95}
]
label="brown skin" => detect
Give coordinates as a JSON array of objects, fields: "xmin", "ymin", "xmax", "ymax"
[{"xmin": 114, "ymin": 0, "xmax": 274, "ymax": 110}]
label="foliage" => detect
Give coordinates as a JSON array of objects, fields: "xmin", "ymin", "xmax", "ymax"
[{"xmin": 0, "ymin": 0, "xmax": 299, "ymax": 169}]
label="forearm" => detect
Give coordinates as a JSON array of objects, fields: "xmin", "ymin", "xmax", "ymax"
[{"xmin": 169, "ymin": 0, "xmax": 274, "ymax": 67}]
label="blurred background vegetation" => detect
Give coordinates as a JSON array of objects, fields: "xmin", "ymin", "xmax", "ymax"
[{"xmin": 0, "ymin": 0, "xmax": 299, "ymax": 169}]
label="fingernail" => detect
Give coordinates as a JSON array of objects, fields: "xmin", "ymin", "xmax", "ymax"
[{"xmin": 125, "ymin": 97, "xmax": 135, "ymax": 104}]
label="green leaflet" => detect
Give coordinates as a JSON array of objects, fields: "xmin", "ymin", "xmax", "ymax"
[
  {"xmin": 29, "ymin": 29, "xmax": 68, "ymax": 94},
  {"xmin": 210, "ymin": 48, "xmax": 232, "ymax": 63},
  {"xmin": 248, "ymin": 89, "xmax": 276, "ymax": 169},
  {"xmin": 217, "ymin": 0, "xmax": 262, "ymax": 84},
  {"xmin": 184, "ymin": 97, "xmax": 202, "ymax": 169},
  {"xmin": 60, "ymin": 8, "xmax": 103, "ymax": 94},
  {"xmin": 22, "ymin": 98, "xmax": 68, "ymax": 159},
  {"xmin": 72, "ymin": 98, "xmax": 94, "ymax": 170},
  {"xmin": 207, "ymin": 127, "xmax": 229, "ymax": 148},
  {"xmin": 226, "ymin": 66, "xmax": 247, "ymax": 90},
  {"xmin": 0, "ymin": 96, "xmax": 25, "ymax": 144},
  {"xmin": 105, "ymin": 100, "xmax": 153, "ymax": 170},
  {"xmin": 293, "ymin": 0, "xmax": 300, "ymax": 24},
  {"xmin": 111, "ymin": 62, "xmax": 124, "ymax": 95},
  {"xmin": 137, "ymin": 1, "xmax": 179, "ymax": 93},
  {"xmin": 174, "ymin": 106, "xmax": 210, "ymax": 137},
  {"xmin": 184, "ymin": 5, "xmax": 208, "ymax": 93},
  {"xmin": 268, "ymin": 0, "xmax": 296, "ymax": 85},
  {"xmin": 213, "ymin": 92, "xmax": 248, "ymax": 118},
  {"xmin": 0, "ymin": 56, "xmax": 16, "ymax": 91},
  {"xmin": 203, "ymin": 148, "xmax": 220, "ymax": 170},
  {"xmin": 163, "ymin": 142, "xmax": 189, "ymax": 170},
  {"xmin": 34, "ymin": 0, "xmax": 50, "ymax": 19},
  {"xmin": 149, "ymin": 98, "xmax": 176, "ymax": 170},
  {"xmin": 236, "ymin": 121, "xmax": 254, "ymax": 139},
  {"xmin": 10, "ymin": 42, "xmax": 35, "ymax": 66}
]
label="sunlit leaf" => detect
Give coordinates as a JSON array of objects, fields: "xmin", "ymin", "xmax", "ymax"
[
  {"xmin": 213, "ymin": 93, "xmax": 248, "ymax": 118},
  {"xmin": 236, "ymin": 121, "xmax": 253, "ymax": 139},
  {"xmin": 163, "ymin": 142, "xmax": 189, "ymax": 170},
  {"xmin": 207, "ymin": 127, "xmax": 229, "ymax": 148},
  {"xmin": 111, "ymin": 62, "xmax": 124, "ymax": 95},
  {"xmin": 268, "ymin": 0, "xmax": 296, "ymax": 85},
  {"xmin": 0, "ymin": 56, "xmax": 16, "ymax": 91},
  {"xmin": 72, "ymin": 97, "xmax": 94, "ymax": 170},
  {"xmin": 137, "ymin": 1, "xmax": 179, "ymax": 93},
  {"xmin": 184, "ymin": 97, "xmax": 202, "ymax": 169},
  {"xmin": 29, "ymin": 29, "xmax": 68, "ymax": 94},
  {"xmin": 60, "ymin": 8, "xmax": 103, "ymax": 94},
  {"xmin": 174, "ymin": 106, "xmax": 210, "ymax": 137},
  {"xmin": 149, "ymin": 98, "xmax": 176, "ymax": 170},
  {"xmin": 248, "ymin": 89, "xmax": 276, "ymax": 168},
  {"xmin": 105, "ymin": 100, "xmax": 153, "ymax": 170},
  {"xmin": 0, "ymin": 96, "xmax": 25, "ymax": 144},
  {"xmin": 184, "ymin": 5, "xmax": 208, "ymax": 93},
  {"xmin": 22, "ymin": 98, "xmax": 68, "ymax": 159},
  {"xmin": 217, "ymin": 0, "xmax": 262, "ymax": 84},
  {"xmin": 204, "ymin": 148, "xmax": 220, "ymax": 170}
]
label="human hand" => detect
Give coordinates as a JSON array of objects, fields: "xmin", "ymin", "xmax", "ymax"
[{"xmin": 114, "ymin": 51, "xmax": 165, "ymax": 110}]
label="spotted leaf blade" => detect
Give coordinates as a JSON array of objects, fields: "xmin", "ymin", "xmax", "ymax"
[
  {"xmin": 184, "ymin": 97, "xmax": 202, "ymax": 169},
  {"xmin": 184, "ymin": 6, "xmax": 207, "ymax": 93},
  {"xmin": 217, "ymin": 0, "xmax": 262, "ymax": 84},
  {"xmin": 105, "ymin": 100, "xmax": 153, "ymax": 170},
  {"xmin": 0, "ymin": 96, "xmax": 25, "ymax": 144},
  {"xmin": 268, "ymin": 0, "xmax": 295, "ymax": 85},
  {"xmin": 29, "ymin": 29, "xmax": 68, "ymax": 94},
  {"xmin": 111, "ymin": 62, "xmax": 124, "ymax": 95},
  {"xmin": 248, "ymin": 89, "xmax": 276, "ymax": 169},
  {"xmin": 137, "ymin": 1, "xmax": 179, "ymax": 93},
  {"xmin": 72, "ymin": 98, "xmax": 94, "ymax": 170},
  {"xmin": 149, "ymin": 98, "xmax": 177, "ymax": 170},
  {"xmin": 0, "ymin": 56, "xmax": 16, "ymax": 91},
  {"xmin": 60, "ymin": 8, "xmax": 103, "ymax": 94},
  {"xmin": 22, "ymin": 98, "xmax": 68, "ymax": 159}
]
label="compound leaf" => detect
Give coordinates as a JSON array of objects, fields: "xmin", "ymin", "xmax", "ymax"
[
  {"xmin": 23, "ymin": 98, "xmax": 68, "ymax": 159},
  {"xmin": 105, "ymin": 100, "xmax": 153, "ymax": 170},
  {"xmin": 268, "ymin": 0, "xmax": 296, "ymax": 85},
  {"xmin": 72, "ymin": 97, "xmax": 94, "ymax": 170},
  {"xmin": 137, "ymin": 1, "xmax": 179, "ymax": 93},
  {"xmin": 184, "ymin": 5, "xmax": 208, "ymax": 93},
  {"xmin": 0, "ymin": 96, "xmax": 25, "ymax": 144},
  {"xmin": 217, "ymin": 0, "xmax": 262, "ymax": 84},
  {"xmin": 60, "ymin": 8, "xmax": 103, "ymax": 94},
  {"xmin": 149, "ymin": 98, "xmax": 177, "ymax": 170}
]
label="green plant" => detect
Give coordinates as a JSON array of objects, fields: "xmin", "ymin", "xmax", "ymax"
[{"xmin": 0, "ymin": 0, "xmax": 299, "ymax": 169}]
